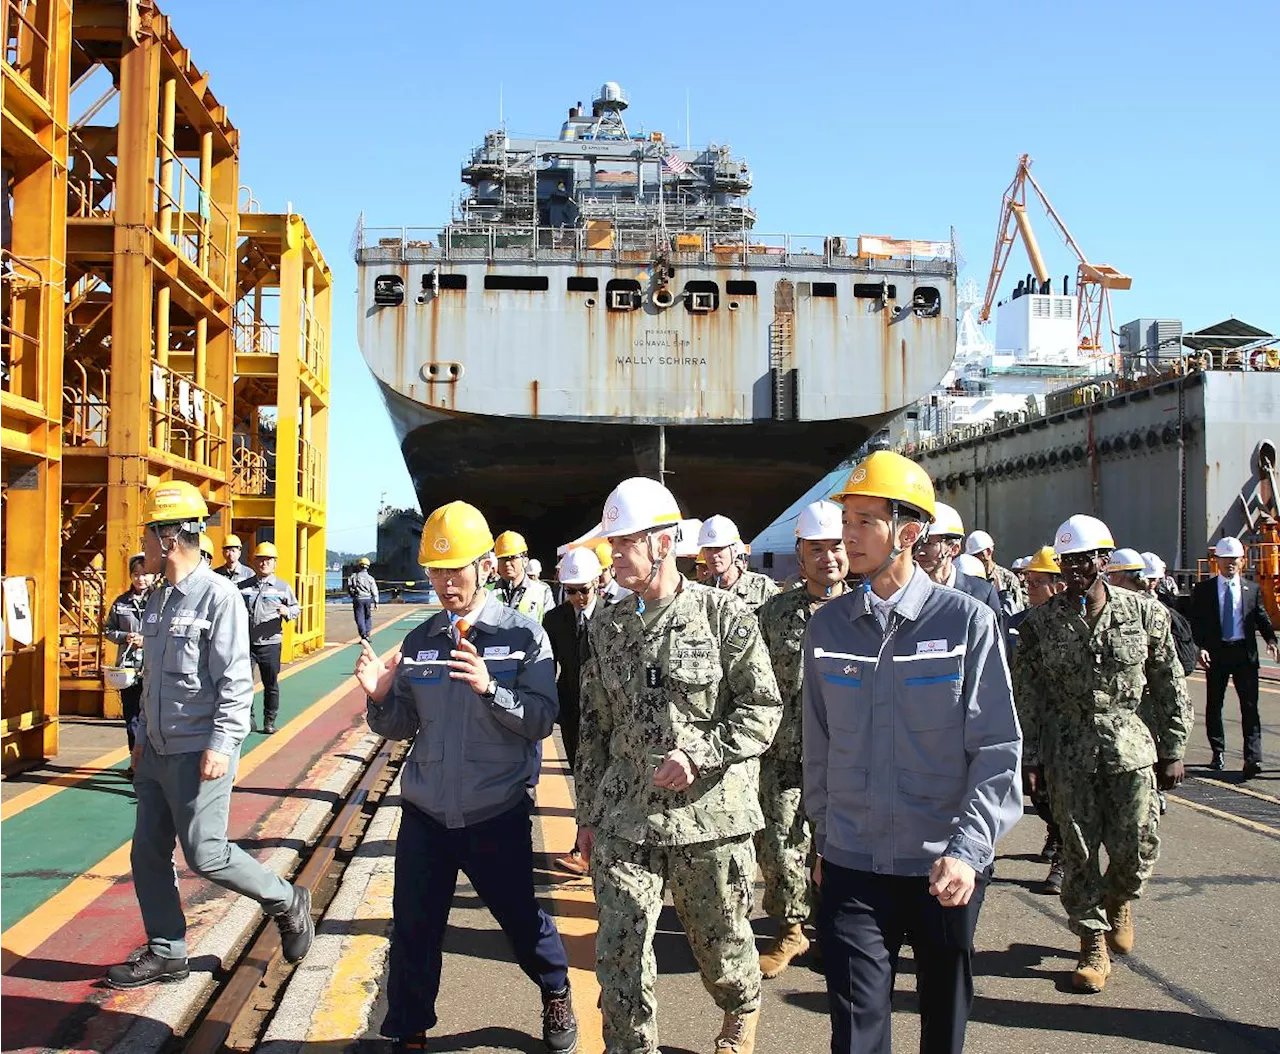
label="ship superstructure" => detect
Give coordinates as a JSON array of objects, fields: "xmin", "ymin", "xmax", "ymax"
[{"xmin": 354, "ymin": 84, "xmax": 958, "ymax": 551}]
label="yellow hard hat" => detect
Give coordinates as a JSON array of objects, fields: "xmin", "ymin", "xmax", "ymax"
[
  {"xmin": 493, "ymin": 530, "xmax": 529, "ymax": 559},
  {"xmin": 224, "ymin": 534, "xmax": 243, "ymax": 549},
  {"xmin": 833, "ymin": 451, "xmax": 935, "ymax": 521},
  {"xmin": 696, "ymin": 551, "xmax": 707, "ymax": 565},
  {"xmin": 420, "ymin": 501, "xmax": 495, "ymax": 568},
  {"xmin": 142, "ymin": 481, "xmax": 208, "ymax": 526},
  {"xmin": 592, "ymin": 539, "xmax": 614, "ymax": 569},
  {"xmin": 358, "ymin": 557, "xmax": 371, "ymax": 566},
  {"xmin": 253, "ymin": 541, "xmax": 279, "ymax": 559},
  {"xmin": 1026, "ymin": 546, "xmax": 1061, "ymax": 574},
  {"xmin": 199, "ymin": 534, "xmax": 215, "ymax": 557}
]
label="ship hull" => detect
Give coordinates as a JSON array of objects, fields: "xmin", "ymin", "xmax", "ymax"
[
  {"xmin": 378, "ymin": 380, "xmax": 887, "ymax": 555},
  {"xmin": 910, "ymin": 370, "xmax": 1280, "ymax": 567}
]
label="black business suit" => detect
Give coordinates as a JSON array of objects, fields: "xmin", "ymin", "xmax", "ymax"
[
  {"xmin": 1190, "ymin": 576, "xmax": 1277, "ymax": 765},
  {"xmin": 542, "ymin": 600, "xmax": 594, "ymax": 772},
  {"xmin": 950, "ymin": 570, "xmax": 1004, "ymax": 629}
]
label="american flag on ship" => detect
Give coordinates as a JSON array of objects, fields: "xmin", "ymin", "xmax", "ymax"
[{"xmin": 663, "ymin": 151, "xmax": 690, "ymax": 175}]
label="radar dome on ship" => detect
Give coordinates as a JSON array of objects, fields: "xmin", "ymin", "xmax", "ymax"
[{"xmin": 595, "ymin": 81, "xmax": 628, "ymax": 110}]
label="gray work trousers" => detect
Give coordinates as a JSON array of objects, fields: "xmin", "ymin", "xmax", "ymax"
[{"xmin": 131, "ymin": 743, "xmax": 293, "ymax": 959}]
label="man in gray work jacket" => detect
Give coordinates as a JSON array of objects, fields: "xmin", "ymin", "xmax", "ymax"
[
  {"xmin": 106, "ymin": 482, "xmax": 313, "ymax": 990},
  {"xmin": 355, "ymin": 500, "xmax": 577, "ymax": 1054},
  {"xmin": 239, "ymin": 540, "xmax": 301, "ymax": 734},
  {"xmin": 804, "ymin": 452, "xmax": 1022, "ymax": 1054}
]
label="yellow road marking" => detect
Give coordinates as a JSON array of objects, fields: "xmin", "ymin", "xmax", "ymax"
[
  {"xmin": 1192, "ymin": 776, "xmax": 1280, "ymax": 806},
  {"xmin": 1168, "ymin": 793, "xmax": 1280, "ymax": 837},
  {"xmin": 306, "ymin": 871, "xmax": 395, "ymax": 1043},
  {"xmin": 0, "ymin": 635, "xmax": 407, "ymax": 972},
  {"xmin": 536, "ymin": 734, "xmax": 605, "ymax": 1054},
  {"xmin": 0, "ymin": 611, "xmax": 420, "ymax": 822}
]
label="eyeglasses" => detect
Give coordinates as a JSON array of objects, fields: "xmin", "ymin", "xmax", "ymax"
[{"xmin": 563, "ymin": 585, "xmax": 593, "ymax": 596}]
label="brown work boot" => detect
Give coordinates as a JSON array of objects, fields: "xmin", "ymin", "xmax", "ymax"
[
  {"xmin": 759, "ymin": 923, "xmax": 810, "ymax": 978},
  {"xmin": 1072, "ymin": 931, "xmax": 1111, "ymax": 992},
  {"xmin": 714, "ymin": 1009, "xmax": 759, "ymax": 1054},
  {"xmin": 1106, "ymin": 898, "xmax": 1135, "ymax": 954},
  {"xmin": 552, "ymin": 848, "xmax": 590, "ymax": 877}
]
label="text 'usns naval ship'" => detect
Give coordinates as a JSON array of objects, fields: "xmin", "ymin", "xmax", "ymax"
[{"xmin": 353, "ymin": 83, "xmax": 957, "ymax": 551}]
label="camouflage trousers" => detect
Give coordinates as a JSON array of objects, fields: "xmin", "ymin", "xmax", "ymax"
[
  {"xmin": 754, "ymin": 758, "xmax": 811, "ymax": 925},
  {"xmin": 593, "ymin": 833, "xmax": 761, "ymax": 1054},
  {"xmin": 1047, "ymin": 764, "xmax": 1160, "ymax": 934}
]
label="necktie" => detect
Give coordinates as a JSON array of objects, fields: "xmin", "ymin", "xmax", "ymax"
[{"xmin": 1220, "ymin": 583, "xmax": 1235, "ymax": 642}]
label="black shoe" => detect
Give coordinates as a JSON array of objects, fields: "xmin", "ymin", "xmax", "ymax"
[
  {"xmin": 263, "ymin": 721, "xmax": 277, "ymax": 735},
  {"xmin": 1243, "ymin": 760, "xmax": 1263, "ymax": 779},
  {"xmin": 1045, "ymin": 854, "xmax": 1065, "ymax": 895},
  {"xmin": 275, "ymin": 885, "xmax": 314, "ymax": 963},
  {"xmin": 1209, "ymin": 752, "xmax": 1225, "ymax": 771},
  {"xmin": 105, "ymin": 949, "xmax": 190, "ymax": 989},
  {"xmin": 391, "ymin": 1034, "xmax": 430, "ymax": 1053},
  {"xmin": 542, "ymin": 983, "xmax": 578, "ymax": 1053}
]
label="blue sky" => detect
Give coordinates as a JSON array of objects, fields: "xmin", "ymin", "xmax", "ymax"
[{"xmin": 166, "ymin": 0, "xmax": 1277, "ymax": 552}]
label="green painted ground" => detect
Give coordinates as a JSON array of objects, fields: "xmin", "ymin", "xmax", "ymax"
[{"xmin": 0, "ymin": 612, "xmax": 427, "ymax": 931}]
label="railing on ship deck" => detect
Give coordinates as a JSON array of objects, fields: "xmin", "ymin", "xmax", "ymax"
[{"xmin": 352, "ymin": 224, "xmax": 955, "ymax": 274}]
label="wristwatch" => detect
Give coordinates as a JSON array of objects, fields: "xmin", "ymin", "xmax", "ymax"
[{"xmin": 480, "ymin": 678, "xmax": 498, "ymax": 700}]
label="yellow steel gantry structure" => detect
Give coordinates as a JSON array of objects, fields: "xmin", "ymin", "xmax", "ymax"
[
  {"xmin": 60, "ymin": 0, "xmax": 240, "ymax": 718},
  {"xmin": 229, "ymin": 211, "xmax": 330, "ymax": 661},
  {"xmin": 2, "ymin": 0, "xmax": 73, "ymax": 767},
  {"xmin": 2, "ymin": 0, "xmax": 329, "ymax": 763}
]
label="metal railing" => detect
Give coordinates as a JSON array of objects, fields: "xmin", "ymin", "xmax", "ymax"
[
  {"xmin": 293, "ymin": 571, "xmax": 324, "ymax": 650},
  {"xmin": 155, "ymin": 135, "xmax": 232, "ymax": 289},
  {"xmin": 298, "ymin": 438, "xmax": 324, "ymax": 505},
  {"xmin": 301, "ymin": 300, "xmax": 327, "ymax": 380},
  {"xmin": 353, "ymin": 222, "xmax": 955, "ymax": 274},
  {"xmin": 3, "ymin": 0, "xmax": 53, "ymax": 100},
  {"xmin": 150, "ymin": 360, "xmax": 226, "ymax": 469},
  {"xmin": 232, "ymin": 442, "xmax": 272, "ymax": 496},
  {"xmin": 59, "ymin": 566, "xmax": 105, "ymax": 679},
  {"xmin": 62, "ymin": 360, "xmax": 110, "ymax": 446}
]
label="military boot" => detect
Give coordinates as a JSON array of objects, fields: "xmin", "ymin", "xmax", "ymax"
[
  {"xmin": 1072, "ymin": 931, "xmax": 1111, "ymax": 992},
  {"xmin": 1106, "ymin": 898, "xmax": 1135, "ymax": 954},
  {"xmin": 714, "ymin": 1009, "xmax": 759, "ymax": 1054},
  {"xmin": 1044, "ymin": 850, "xmax": 1064, "ymax": 895},
  {"xmin": 759, "ymin": 923, "xmax": 810, "ymax": 978}
]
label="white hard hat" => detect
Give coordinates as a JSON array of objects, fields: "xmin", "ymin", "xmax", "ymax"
[
  {"xmin": 600, "ymin": 478, "xmax": 683, "ymax": 539},
  {"xmin": 929, "ymin": 502, "xmax": 965, "ymax": 539},
  {"xmin": 795, "ymin": 501, "xmax": 843, "ymax": 541},
  {"xmin": 527, "ymin": 558, "xmax": 542, "ymax": 576},
  {"xmin": 964, "ymin": 529, "xmax": 995, "ymax": 556},
  {"xmin": 1011, "ymin": 556, "xmax": 1028, "ymax": 571},
  {"xmin": 675, "ymin": 519, "xmax": 703, "ymax": 559},
  {"xmin": 954, "ymin": 553, "xmax": 987, "ymax": 579},
  {"xmin": 557, "ymin": 546, "xmax": 602, "ymax": 586},
  {"xmin": 1214, "ymin": 536, "xmax": 1245, "ymax": 559},
  {"xmin": 1107, "ymin": 547, "xmax": 1145, "ymax": 572},
  {"xmin": 1053, "ymin": 514, "xmax": 1115, "ymax": 556},
  {"xmin": 1140, "ymin": 552, "xmax": 1165, "ymax": 580},
  {"xmin": 698, "ymin": 514, "xmax": 742, "ymax": 549}
]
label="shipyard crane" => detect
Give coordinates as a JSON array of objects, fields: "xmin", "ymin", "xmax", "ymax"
[{"xmin": 979, "ymin": 154, "xmax": 1131, "ymax": 359}]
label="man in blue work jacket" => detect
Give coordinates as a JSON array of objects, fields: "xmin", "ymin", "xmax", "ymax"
[
  {"xmin": 803, "ymin": 451, "xmax": 1023, "ymax": 1054},
  {"xmin": 355, "ymin": 500, "xmax": 577, "ymax": 1054}
]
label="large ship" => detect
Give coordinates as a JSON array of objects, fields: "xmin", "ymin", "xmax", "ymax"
[{"xmin": 354, "ymin": 83, "xmax": 957, "ymax": 553}]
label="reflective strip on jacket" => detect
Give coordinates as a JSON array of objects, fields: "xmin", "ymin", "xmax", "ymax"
[
  {"xmin": 239, "ymin": 574, "xmax": 301, "ymax": 645},
  {"xmin": 366, "ymin": 594, "xmax": 557, "ymax": 829},
  {"xmin": 137, "ymin": 561, "xmax": 254, "ymax": 756},
  {"xmin": 803, "ymin": 567, "xmax": 1023, "ymax": 877}
]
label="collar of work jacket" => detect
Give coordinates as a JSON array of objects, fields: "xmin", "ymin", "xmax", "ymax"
[
  {"xmin": 426, "ymin": 593, "xmax": 513, "ymax": 640},
  {"xmin": 849, "ymin": 566, "xmax": 933, "ymax": 626}
]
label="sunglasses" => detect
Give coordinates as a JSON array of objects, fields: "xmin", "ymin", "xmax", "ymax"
[{"xmin": 563, "ymin": 585, "xmax": 594, "ymax": 596}]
